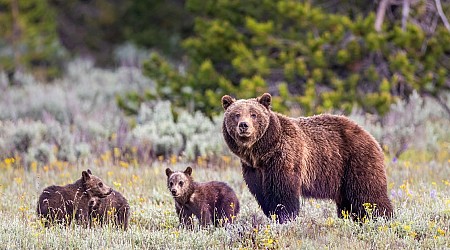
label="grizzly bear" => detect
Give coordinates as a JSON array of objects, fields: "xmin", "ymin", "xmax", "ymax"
[
  {"xmin": 221, "ymin": 93, "xmax": 393, "ymax": 223},
  {"xmin": 37, "ymin": 169, "xmax": 113, "ymax": 226},
  {"xmin": 165, "ymin": 167, "xmax": 240, "ymax": 227},
  {"xmin": 88, "ymin": 190, "xmax": 130, "ymax": 230}
]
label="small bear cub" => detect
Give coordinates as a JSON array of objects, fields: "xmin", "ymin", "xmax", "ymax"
[
  {"xmin": 166, "ymin": 167, "xmax": 240, "ymax": 227},
  {"xmin": 37, "ymin": 169, "xmax": 112, "ymax": 227},
  {"xmin": 88, "ymin": 188, "xmax": 130, "ymax": 230}
]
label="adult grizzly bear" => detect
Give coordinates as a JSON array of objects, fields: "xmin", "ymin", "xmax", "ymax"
[
  {"xmin": 37, "ymin": 169, "xmax": 112, "ymax": 226},
  {"xmin": 166, "ymin": 167, "xmax": 240, "ymax": 227},
  {"xmin": 221, "ymin": 93, "xmax": 393, "ymax": 223},
  {"xmin": 88, "ymin": 190, "xmax": 130, "ymax": 230}
]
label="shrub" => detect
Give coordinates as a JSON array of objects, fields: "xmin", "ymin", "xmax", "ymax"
[
  {"xmin": 131, "ymin": 101, "xmax": 226, "ymax": 160},
  {"xmin": 350, "ymin": 91, "xmax": 449, "ymax": 159}
]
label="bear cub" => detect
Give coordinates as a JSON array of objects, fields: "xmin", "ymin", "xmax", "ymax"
[
  {"xmin": 88, "ymin": 189, "xmax": 130, "ymax": 230},
  {"xmin": 37, "ymin": 169, "xmax": 112, "ymax": 226},
  {"xmin": 165, "ymin": 167, "xmax": 240, "ymax": 227}
]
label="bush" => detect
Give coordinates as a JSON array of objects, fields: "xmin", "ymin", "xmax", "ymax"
[
  {"xmin": 131, "ymin": 101, "xmax": 227, "ymax": 160},
  {"xmin": 350, "ymin": 91, "xmax": 449, "ymax": 159},
  {"xmin": 121, "ymin": 0, "xmax": 449, "ymax": 117}
]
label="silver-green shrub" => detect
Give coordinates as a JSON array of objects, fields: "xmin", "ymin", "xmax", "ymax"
[
  {"xmin": 27, "ymin": 142, "xmax": 56, "ymax": 164},
  {"xmin": 131, "ymin": 101, "xmax": 227, "ymax": 160},
  {"xmin": 350, "ymin": 91, "xmax": 449, "ymax": 158}
]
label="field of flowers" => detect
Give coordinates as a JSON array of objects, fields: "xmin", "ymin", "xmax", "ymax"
[{"xmin": 0, "ymin": 61, "xmax": 449, "ymax": 249}]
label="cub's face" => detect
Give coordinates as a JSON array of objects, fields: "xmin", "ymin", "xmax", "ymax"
[
  {"xmin": 222, "ymin": 93, "xmax": 272, "ymax": 147},
  {"xmin": 166, "ymin": 167, "xmax": 192, "ymax": 198},
  {"xmin": 82, "ymin": 170, "xmax": 113, "ymax": 198},
  {"xmin": 88, "ymin": 197, "xmax": 100, "ymax": 211}
]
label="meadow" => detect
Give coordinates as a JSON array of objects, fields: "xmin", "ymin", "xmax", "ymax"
[{"xmin": 0, "ymin": 61, "xmax": 449, "ymax": 249}]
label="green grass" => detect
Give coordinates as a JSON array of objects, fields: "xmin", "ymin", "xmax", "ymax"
[{"xmin": 0, "ymin": 154, "xmax": 449, "ymax": 249}]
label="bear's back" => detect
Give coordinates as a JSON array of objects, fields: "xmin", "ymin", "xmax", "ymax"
[
  {"xmin": 192, "ymin": 181, "xmax": 240, "ymax": 222},
  {"xmin": 39, "ymin": 183, "xmax": 81, "ymax": 205},
  {"xmin": 196, "ymin": 181, "xmax": 239, "ymax": 204},
  {"xmin": 294, "ymin": 114, "xmax": 381, "ymax": 151}
]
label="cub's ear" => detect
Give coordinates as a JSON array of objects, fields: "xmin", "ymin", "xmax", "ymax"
[
  {"xmin": 82, "ymin": 171, "xmax": 91, "ymax": 182},
  {"xmin": 258, "ymin": 93, "xmax": 272, "ymax": 109},
  {"xmin": 165, "ymin": 168, "xmax": 173, "ymax": 177},
  {"xmin": 87, "ymin": 169, "xmax": 92, "ymax": 175},
  {"xmin": 221, "ymin": 95, "xmax": 235, "ymax": 110},
  {"xmin": 184, "ymin": 167, "xmax": 193, "ymax": 176}
]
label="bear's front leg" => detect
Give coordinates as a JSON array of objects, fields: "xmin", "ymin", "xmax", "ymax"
[
  {"xmin": 199, "ymin": 209, "xmax": 213, "ymax": 227},
  {"xmin": 241, "ymin": 162, "xmax": 266, "ymax": 209},
  {"xmin": 261, "ymin": 167, "xmax": 300, "ymax": 224},
  {"xmin": 177, "ymin": 207, "xmax": 195, "ymax": 229}
]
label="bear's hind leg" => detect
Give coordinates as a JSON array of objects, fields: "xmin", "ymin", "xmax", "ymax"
[
  {"xmin": 336, "ymin": 194, "xmax": 353, "ymax": 219},
  {"xmin": 344, "ymin": 177, "xmax": 393, "ymax": 220}
]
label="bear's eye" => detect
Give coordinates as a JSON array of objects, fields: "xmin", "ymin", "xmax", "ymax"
[
  {"xmin": 251, "ymin": 114, "xmax": 257, "ymax": 119},
  {"xmin": 169, "ymin": 182, "xmax": 173, "ymax": 187},
  {"xmin": 98, "ymin": 182, "xmax": 103, "ymax": 188},
  {"xmin": 179, "ymin": 181, "xmax": 184, "ymax": 187},
  {"xmin": 235, "ymin": 113, "xmax": 240, "ymax": 119}
]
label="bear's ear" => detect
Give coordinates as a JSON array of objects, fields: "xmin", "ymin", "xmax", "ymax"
[
  {"xmin": 82, "ymin": 171, "xmax": 91, "ymax": 182},
  {"xmin": 165, "ymin": 168, "xmax": 173, "ymax": 177},
  {"xmin": 87, "ymin": 169, "xmax": 92, "ymax": 175},
  {"xmin": 221, "ymin": 95, "xmax": 235, "ymax": 110},
  {"xmin": 258, "ymin": 93, "xmax": 272, "ymax": 109},
  {"xmin": 184, "ymin": 167, "xmax": 193, "ymax": 176}
]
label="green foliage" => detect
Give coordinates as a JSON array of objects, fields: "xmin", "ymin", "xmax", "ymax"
[
  {"xmin": 0, "ymin": 0, "xmax": 67, "ymax": 80},
  {"xmin": 48, "ymin": 0, "xmax": 129, "ymax": 66},
  {"xmin": 125, "ymin": 0, "xmax": 449, "ymax": 116},
  {"xmin": 121, "ymin": 0, "xmax": 194, "ymax": 58},
  {"xmin": 140, "ymin": 52, "xmax": 238, "ymax": 116}
]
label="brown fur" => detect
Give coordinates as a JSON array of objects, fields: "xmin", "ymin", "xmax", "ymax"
[
  {"xmin": 165, "ymin": 167, "xmax": 240, "ymax": 227},
  {"xmin": 88, "ymin": 189, "xmax": 130, "ymax": 230},
  {"xmin": 222, "ymin": 93, "xmax": 393, "ymax": 223},
  {"xmin": 36, "ymin": 169, "xmax": 113, "ymax": 226}
]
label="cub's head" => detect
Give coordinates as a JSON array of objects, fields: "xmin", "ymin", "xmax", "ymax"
[
  {"xmin": 88, "ymin": 197, "xmax": 101, "ymax": 212},
  {"xmin": 165, "ymin": 167, "xmax": 193, "ymax": 199},
  {"xmin": 82, "ymin": 169, "xmax": 113, "ymax": 198},
  {"xmin": 222, "ymin": 93, "xmax": 272, "ymax": 147}
]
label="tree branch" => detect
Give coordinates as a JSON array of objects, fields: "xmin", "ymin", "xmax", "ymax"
[
  {"xmin": 435, "ymin": 0, "xmax": 450, "ymax": 31},
  {"xmin": 402, "ymin": 0, "xmax": 410, "ymax": 31},
  {"xmin": 375, "ymin": 0, "xmax": 390, "ymax": 32}
]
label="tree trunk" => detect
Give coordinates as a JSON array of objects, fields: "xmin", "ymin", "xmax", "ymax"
[
  {"xmin": 402, "ymin": 0, "xmax": 410, "ymax": 31},
  {"xmin": 11, "ymin": 0, "xmax": 21, "ymax": 75},
  {"xmin": 375, "ymin": 0, "xmax": 390, "ymax": 32}
]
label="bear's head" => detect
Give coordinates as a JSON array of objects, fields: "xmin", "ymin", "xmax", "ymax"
[
  {"xmin": 165, "ymin": 167, "xmax": 193, "ymax": 199},
  {"xmin": 82, "ymin": 169, "xmax": 113, "ymax": 198},
  {"xmin": 221, "ymin": 93, "xmax": 272, "ymax": 148},
  {"xmin": 88, "ymin": 197, "xmax": 101, "ymax": 212}
]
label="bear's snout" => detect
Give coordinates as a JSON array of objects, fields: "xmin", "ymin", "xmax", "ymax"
[
  {"xmin": 238, "ymin": 121, "xmax": 249, "ymax": 133},
  {"xmin": 171, "ymin": 189, "xmax": 177, "ymax": 196}
]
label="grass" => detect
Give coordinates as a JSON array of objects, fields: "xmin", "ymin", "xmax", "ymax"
[{"xmin": 0, "ymin": 152, "xmax": 449, "ymax": 249}]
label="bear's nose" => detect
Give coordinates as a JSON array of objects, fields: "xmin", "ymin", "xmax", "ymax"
[
  {"xmin": 238, "ymin": 122, "xmax": 248, "ymax": 132},
  {"xmin": 171, "ymin": 190, "xmax": 177, "ymax": 196}
]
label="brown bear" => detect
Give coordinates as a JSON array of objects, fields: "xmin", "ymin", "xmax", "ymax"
[
  {"xmin": 88, "ymin": 190, "xmax": 130, "ymax": 230},
  {"xmin": 221, "ymin": 93, "xmax": 393, "ymax": 223},
  {"xmin": 165, "ymin": 167, "xmax": 240, "ymax": 227},
  {"xmin": 37, "ymin": 169, "xmax": 113, "ymax": 226}
]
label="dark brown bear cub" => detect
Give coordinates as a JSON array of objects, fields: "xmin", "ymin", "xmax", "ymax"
[
  {"xmin": 88, "ymin": 189, "xmax": 130, "ymax": 230},
  {"xmin": 165, "ymin": 167, "xmax": 240, "ymax": 227},
  {"xmin": 37, "ymin": 169, "xmax": 112, "ymax": 226},
  {"xmin": 222, "ymin": 93, "xmax": 393, "ymax": 223}
]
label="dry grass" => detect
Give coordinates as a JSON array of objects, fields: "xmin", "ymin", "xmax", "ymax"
[{"xmin": 0, "ymin": 151, "xmax": 449, "ymax": 249}]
